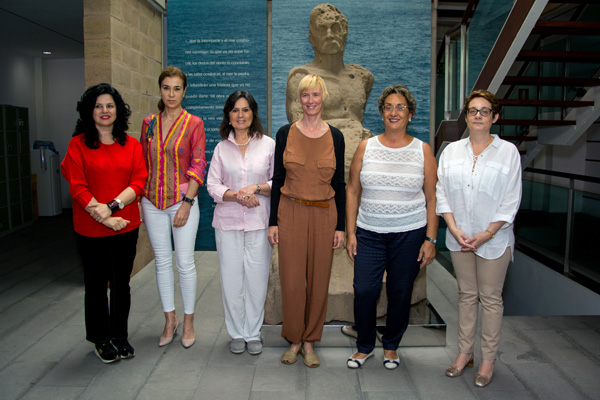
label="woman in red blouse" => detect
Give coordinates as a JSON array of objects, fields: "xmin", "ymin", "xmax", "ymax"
[
  {"xmin": 140, "ymin": 66, "xmax": 207, "ymax": 348},
  {"xmin": 62, "ymin": 83, "xmax": 148, "ymax": 364}
]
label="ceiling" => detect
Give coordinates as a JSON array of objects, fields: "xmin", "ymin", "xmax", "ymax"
[{"xmin": 0, "ymin": 0, "xmax": 83, "ymax": 59}]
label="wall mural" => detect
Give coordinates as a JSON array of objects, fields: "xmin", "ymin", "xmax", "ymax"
[{"xmin": 168, "ymin": 0, "xmax": 430, "ymax": 250}]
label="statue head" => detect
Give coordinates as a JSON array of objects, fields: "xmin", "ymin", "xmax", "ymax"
[{"xmin": 309, "ymin": 4, "xmax": 349, "ymax": 56}]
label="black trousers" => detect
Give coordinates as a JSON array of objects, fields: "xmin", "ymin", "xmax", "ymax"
[
  {"xmin": 353, "ymin": 226, "xmax": 425, "ymax": 354},
  {"xmin": 75, "ymin": 228, "xmax": 139, "ymax": 344}
]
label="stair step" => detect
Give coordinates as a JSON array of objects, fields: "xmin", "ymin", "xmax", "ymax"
[
  {"xmin": 502, "ymin": 76, "xmax": 600, "ymax": 87},
  {"xmin": 496, "ymin": 119, "xmax": 576, "ymax": 126},
  {"xmin": 517, "ymin": 50, "xmax": 600, "ymax": 63},
  {"xmin": 499, "ymin": 99, "xmax": 594, "ymax": 107},
  {"xmin": 532, "ymin": 21, "xmax": 600, "ymax": 36}
]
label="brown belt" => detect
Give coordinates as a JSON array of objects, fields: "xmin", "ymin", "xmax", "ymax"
[{"xmin": 289, "ymin": 197, "xmax": 330, "ymax": 208}]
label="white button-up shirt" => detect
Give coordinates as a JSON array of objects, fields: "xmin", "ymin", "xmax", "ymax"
[
  {"xmin": 436, "ymin": 135, "xmax": 522, "ymax": 259},
  {"xmin": 207, "ymin": 132, "xmax": 275, "ymax": 232}
]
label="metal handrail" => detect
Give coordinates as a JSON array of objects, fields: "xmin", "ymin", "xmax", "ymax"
[{"xmin": 524, "ymin": 167, "xmax": 600, "ymax": 184}]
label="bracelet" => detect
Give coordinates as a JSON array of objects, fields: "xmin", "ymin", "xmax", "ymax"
[
  {"xmin": 255, "ymin": 184, "xmax": 261, "ymax": 195},
  {"xmin": 425, "ymin": 236, "xmax": 437, "ymax": 244},
  {"xmin": 485, "ymin": 229, "xmax": 495, "ymax": 238},
  {"xmin": 182, "ymin": 196, "xmax": 195, "ymax": 206}
]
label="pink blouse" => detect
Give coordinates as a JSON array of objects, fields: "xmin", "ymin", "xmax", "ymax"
[
  {"xmin": 141, "ymin": 110, "xmax": 207, "ymax": 210},
  {"xmin": 207, "ymin": 132, "xmax": 275, "ymax": 232}
]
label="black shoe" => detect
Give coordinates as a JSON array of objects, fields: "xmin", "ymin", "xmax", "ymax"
[
  {"xmin": 112, "ymin": 338, "xmax": 135, "ymax": 359},
  {"xmin": 94, "ymin": 341, "xmax": 121, "ymax": 364}
]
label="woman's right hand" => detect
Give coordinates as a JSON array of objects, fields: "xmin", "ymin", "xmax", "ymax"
[
  {"xmin": 102, "ymin": 217, "xmax": 130, "ymax": 232},
  {"xmin": 268, "ymin": 226, "xmax": 279, "ymax": 245},
  {"xmin": 346, "ymin": 233, "xmax": 357, "ymax": 261},
  {"xmin": 88, "ymin": 203, "xmax": 112, "ymax": 223}
]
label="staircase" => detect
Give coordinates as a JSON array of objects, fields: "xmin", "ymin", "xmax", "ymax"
[{"xmin": 434, "ymin": 0, "xmax": 600, "ymax": 168}]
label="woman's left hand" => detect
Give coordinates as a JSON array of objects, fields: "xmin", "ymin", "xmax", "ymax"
[
  {"xmin": 173, "ymin": 202, "xmax": 191, "ymax": 227},
  {"xmin": 417, "ymin": 240, "xmax": 436, "ymax": 268},
  {"xmin": 332, "ymin": 230, "xmax": 345, "ymax": 249}
]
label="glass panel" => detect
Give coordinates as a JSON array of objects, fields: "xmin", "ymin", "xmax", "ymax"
[
  {"xmin": 452, "ymin": 38, "xmax": 461, "ymax": 112},
  {"xmin": 570, "ymin": 191, "xmax": 600, "ymax": 282},
  {"xmin": 516, "ymin": 179, "xmax": 567, "ymax": 262},
  {"xmin": 467, "ymin": 0, "xmax": 513, "ymax": 91}
]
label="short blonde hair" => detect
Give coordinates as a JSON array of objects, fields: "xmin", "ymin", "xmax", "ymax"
[{"xmin": 298, "ymin": 74, "xmax": 329, "ymax": 101}]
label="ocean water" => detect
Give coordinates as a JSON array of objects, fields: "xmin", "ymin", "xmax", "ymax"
[{"xmin": 168, "ymin": 0, "xmax": 431, "ymax": 250}]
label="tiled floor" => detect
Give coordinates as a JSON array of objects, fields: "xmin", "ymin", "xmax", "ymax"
[{"xmin": 0, "ymin": 214, "xmax": 598, "ymax": 399}]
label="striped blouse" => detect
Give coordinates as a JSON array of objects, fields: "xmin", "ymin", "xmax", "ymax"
[{"xmin": 140, "ymin": 109, "xmax": 207, "ymax": 210}]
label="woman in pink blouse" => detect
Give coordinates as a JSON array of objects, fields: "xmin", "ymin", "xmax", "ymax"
[
  {"xmin": 140, "ymin": 66, "xmax": 207, "ymax": 349},
  {"xmin": 207, "ymin": 90, "xmax": 274, "ymax": 355}
]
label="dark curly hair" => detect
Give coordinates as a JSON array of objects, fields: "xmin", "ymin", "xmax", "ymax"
[
  {"xmin": 218, "ymin": 90, "xmax": 264, "ymax": 140},
  {"xmin": 73, "ymin": 83, "xmax": 131, "ymax": 149}
]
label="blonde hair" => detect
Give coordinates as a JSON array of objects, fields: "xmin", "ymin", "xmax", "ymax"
[{"xmin": 297, "ymin": 74, "xmax": 329, "ymax": 101}]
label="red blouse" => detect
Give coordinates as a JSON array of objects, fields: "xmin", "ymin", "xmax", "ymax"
[{"xmin": 61, "ymin": 134, "xmax": 148, "ymax": 237}]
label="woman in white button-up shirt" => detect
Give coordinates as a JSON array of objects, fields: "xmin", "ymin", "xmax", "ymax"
[
  {"xmin": 436, "ymin": 90, "xmax": 521, "ymax": 388},
  {"xmin": 207, "ymin": 90, "xmax": 275, "ymax": 356}
]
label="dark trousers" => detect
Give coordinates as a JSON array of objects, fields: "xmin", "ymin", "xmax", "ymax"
[
  {"xmin": 75, "ymin": 228, "xmax": 139, "ymax": 344},
  {"xmin": 353, "ymin": 226, "xmax": 425, "ymax": 354}
]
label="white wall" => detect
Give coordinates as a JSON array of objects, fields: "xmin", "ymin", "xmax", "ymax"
[
  {"xmin": 504, "ymin": 251, "xmax": 600, "ymax": 316},
  {"xmin": 0, "ymin": 46, "xmax": 84, "ymax": 211},
  {"xmin": 0, "ymin": 47, "xmax": 38, "ymax": 140},
  {"xmin": 42, "ymin": 59, "xmax": 85, "ymax": 208}
]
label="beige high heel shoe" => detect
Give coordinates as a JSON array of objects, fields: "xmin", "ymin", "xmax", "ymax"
[
  {"xmin": 158, "ymin": 316, "xmax": 179, "ymax": 347},
  {"xmin": 445, "ymin": 353, "xmax": 474, "ymax": 377}
]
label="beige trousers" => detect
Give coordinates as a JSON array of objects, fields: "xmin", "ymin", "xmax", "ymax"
[{"xmin": 451, "ymin": 248, "xmax": 511, "ymax": 360}]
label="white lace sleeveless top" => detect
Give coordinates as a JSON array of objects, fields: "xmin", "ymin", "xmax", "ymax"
[{"xmin": 357, "ymin": 136, "xmax": 427, "ymax": 233}]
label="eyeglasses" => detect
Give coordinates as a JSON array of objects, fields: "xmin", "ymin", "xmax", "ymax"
[
  {"xmin": 467, "ymin": 107, "xmax": 493, "ymax": 117},
  {"xmin": 383, "ymin": 104, "xmax": 408, "ymax": 112}
]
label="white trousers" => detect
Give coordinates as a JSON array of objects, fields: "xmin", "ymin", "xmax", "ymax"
[
  {"xmin": 142, "ymin": 196, "xmax": 199, "ymax": 315},
  {"xmin": 215, "ymin": 229, "xmax": 272, "ymax": 342}
]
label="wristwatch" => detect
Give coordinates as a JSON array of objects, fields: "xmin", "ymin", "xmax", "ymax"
[
  {"xmin": 107, "ymin": 199, "xmax": 124, "ymax": 214},
  {"xmin": 182, "ymin": 196, "xmax": 195, "ymax": 205},
  {"xmin": 425, "ymin": 236, "xmax": 437, "ymax": 244}
]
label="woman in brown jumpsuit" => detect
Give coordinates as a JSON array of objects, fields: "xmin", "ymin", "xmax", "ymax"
[{"xmin": 268, "ymin": 74, "xmax": 346, "ymax": 368}]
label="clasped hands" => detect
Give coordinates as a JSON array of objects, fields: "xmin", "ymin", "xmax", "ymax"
[
  {"xmin": 451, "ymin": 227, "xmax": 491, "ymax": 252},
  {"xmin": 234, "ymin": 186, "xmax": 260, "ymax": 208},
  {"xmin": 88, "ymin": 203, "xmax": 129, "ymax": 232}
]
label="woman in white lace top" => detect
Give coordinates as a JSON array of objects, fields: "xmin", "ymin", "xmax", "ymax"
[{"xmin": 345, "ymin": 84, "xmax": 438, "ymax": 370}]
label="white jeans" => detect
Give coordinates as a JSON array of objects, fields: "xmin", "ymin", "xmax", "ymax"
[
  {"xmin": 142, "ymin": 196, "xmax": 199, "ymax": 315},
  {"xmin": 215, "ymin": 229, "xmax": 272, "ymax": 342}
]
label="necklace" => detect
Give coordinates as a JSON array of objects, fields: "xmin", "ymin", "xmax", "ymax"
[{"xmin": 236, "ymin": 137, "xmax": 251, "ymax": 147}]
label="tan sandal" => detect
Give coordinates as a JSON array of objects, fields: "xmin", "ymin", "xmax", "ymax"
[
  {"xmin": 300, "ymin": 349, "xmax": 320, "ymax": 368},
  {"xmin": 281, "ymin": 349, "xmax": 298, "ymax": 365}
]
